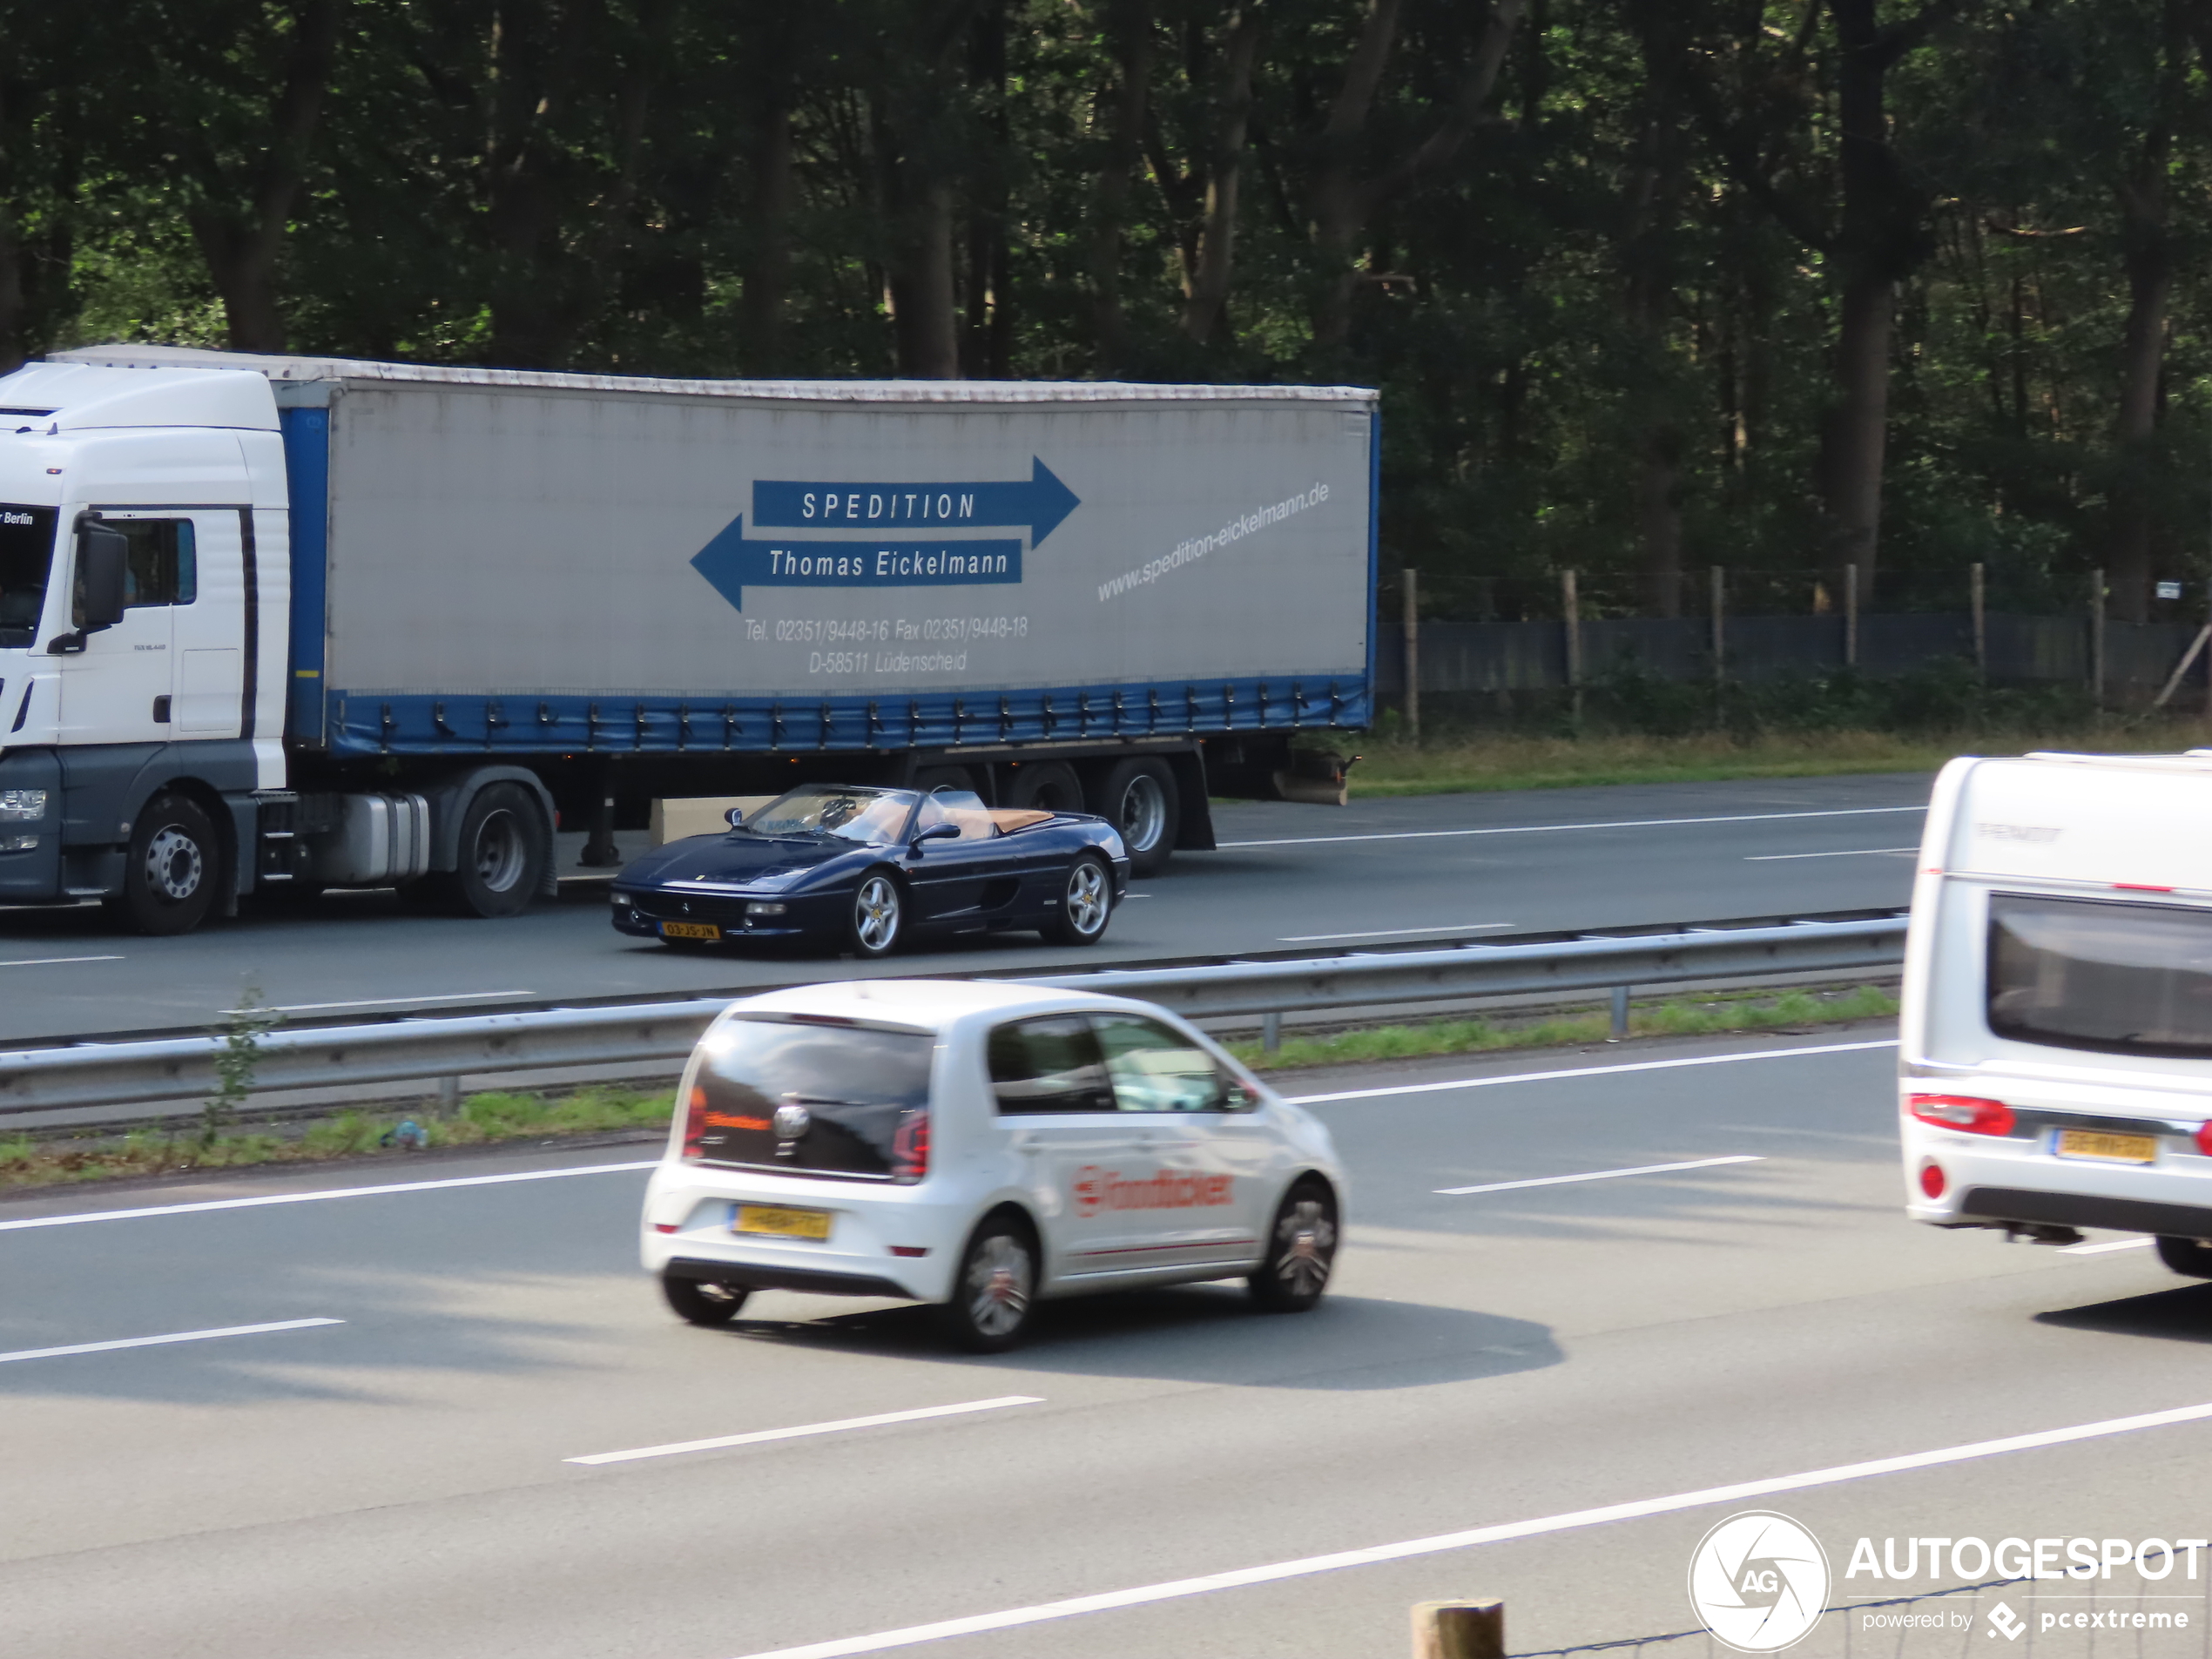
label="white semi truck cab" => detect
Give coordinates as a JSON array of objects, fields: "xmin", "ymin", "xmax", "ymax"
[{"xmin": 0, "ymin": 347, "xmax": 1379, "ymax": 934}]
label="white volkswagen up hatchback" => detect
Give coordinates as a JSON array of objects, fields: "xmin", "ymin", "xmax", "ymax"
[
  {"xmin": 1903, "ymin": 752, "xmax": 2212, "ymax": 1276},
  {"xmin": 641, "ymin": 979, "xmax": 1345, "ymax": 1350}
]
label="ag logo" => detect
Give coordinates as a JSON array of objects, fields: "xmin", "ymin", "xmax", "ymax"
[
  {"xmin": 1687, "ymin": 1511, "xmax": 1831, "ymax": 1653},
  {"xmin": 1072, "ymin": 1165, "xmax": 1104, "ymax": 1217}
]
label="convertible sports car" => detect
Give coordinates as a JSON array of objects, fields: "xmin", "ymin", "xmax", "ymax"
[{"xmin": 610, "ymin": 783, "xmax": 1130, "ymax": 957}]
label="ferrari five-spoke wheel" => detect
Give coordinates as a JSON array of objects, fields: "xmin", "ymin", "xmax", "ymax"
[
  {"xmin": 2156, "ymin": 1236, "xmax": 2212, "ymax": 1278},
  {"xmin": 662, "ymin": 1269, "xmax": 750, "ymax": 1325},
  {"xmin": 849, "ymin": 872, "xmax": 904, "ymax": 957},
  {"xmin": 940, "ymin": 1218, "xmax": 1037, "ymax": 1352},
  {"xmin": 1249, "ymin": 1181, "xmax": 1338, "ymax": 1312},
  {"xmin": 118, "ymin": 793, "xmax": 222, "ymax": 935},
  {"xmin": 1041, "ymin": 853, "xmax": 1112, "ymax": 946}
]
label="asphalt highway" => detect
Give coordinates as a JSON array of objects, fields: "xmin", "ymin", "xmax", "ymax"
[
  {"xmin": 0, "ymin": 772, "xmax": 1932, "ymax": 1042},
  {"xmin": 5, "ymin": 1026, "xmax": 2209, "ymax": 1658}
]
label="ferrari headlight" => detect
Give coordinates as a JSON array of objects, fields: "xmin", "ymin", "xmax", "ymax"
[
  {"xmin": 743, "ymin": 869, "xmax": 805, "ymax": 892},
  {"xmin": 0, "ymin": 789, "xmax": 47, "ymax": 821}
]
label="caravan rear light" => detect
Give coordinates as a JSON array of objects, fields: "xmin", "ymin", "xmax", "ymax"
[
  {"xmin": 1908, "ymin": 1094, "xmax": 2015, "ymax": 1136},
  {"xmin": 681, "ymin": 1084, "xmax": 709, "ymax": 1161}
]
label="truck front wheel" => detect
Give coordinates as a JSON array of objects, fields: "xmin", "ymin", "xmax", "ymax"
[
  {"xmin": 425, "ymin": 782, "xmax": 548, "ymax": 918},
  {"xmin": 119, "ymin": 793, "xmax": 224, "ymax": 935}
]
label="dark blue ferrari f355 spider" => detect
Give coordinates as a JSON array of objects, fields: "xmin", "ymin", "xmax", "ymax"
[{"xmin": 610, "ymin": 782, "xmax": 1130, "ymax": 957}]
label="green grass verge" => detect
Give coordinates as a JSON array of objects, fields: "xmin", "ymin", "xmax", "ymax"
[
  {"xmin": 1224, "ymin": 983, "xmax": 1898, "ymax": 1073},
  {"xmin": 1339, "ymin": 725, "xmax": 2209, "ymax": 797},
  {"xmin": 0, "ymin": 1085, "xmax": 670, "ymax": 1190}
]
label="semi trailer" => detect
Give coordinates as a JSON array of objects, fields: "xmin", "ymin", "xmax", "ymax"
[{"xmin": 0, "ymin": 347, "xmax": 1377, "ymax": 934}]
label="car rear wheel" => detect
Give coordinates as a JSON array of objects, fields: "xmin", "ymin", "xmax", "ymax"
[
  {"xmin": 1249, "ymin": 1180, "xmax": 1338, "ymax": 1312},
  {"xmin": 2155, "ymin": 1236, "xmax": 2212, "ymax": 1278},
  {"xmin": 940, "ymin": 1217, "xmax": 1037, "ymax": 1352},
  {"xmin": 662, "ymin": 1270, "xmax": 750, "ymax": 1325},
  {"xmin": 1040, "ymin": 853, "xmax": 1112, "ymax": 946},
  {"xmin": 1099, "ymin": 758, "xmax": 1179, "ymax": 877},
  {"xmin": 119, "ymin": 793, "xmax": 223, "ymax": 935},
  {"xmin": 848, "ymin": 871, "xmax": 904, "ymax": 957}
]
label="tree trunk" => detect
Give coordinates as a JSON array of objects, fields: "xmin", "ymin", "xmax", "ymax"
[
  {"xmin": 1180, "ymin": 3, "xmax": 1263, "ymax": 345},
  {"xmin": 890, "ymin": 179, "xmax": 960, "ymax": 377},
  {"xmin": 1089, "ymin": 0, "xmax": 1150, "ymax": 373},
  {"xmin": 739, "ymin": 102, "xmax": 794, "ymax": 377},
  {"xmin": 2110, "ymin": 216, "xmax": 2172, "ymax": 624},
  {"xmin": 0, "ymin": 216, "xmax": 24, "ymax": 375},
  {"xmin": 1824, "ymin": 271, "xmax": 1892, "ymax": 585}
]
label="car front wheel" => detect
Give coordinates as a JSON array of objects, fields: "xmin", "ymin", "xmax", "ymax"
[
  {"xmin": 848, "ymin": 872, "xmax": 904, "ymax": 957},
  {"xmin": 940, "ymin": 1218, "xmax": 1037, "ymax": 1352},
  {"xmin": 1249, "ymin": 1181, "xmax": 1339, "ymax": 1312}
]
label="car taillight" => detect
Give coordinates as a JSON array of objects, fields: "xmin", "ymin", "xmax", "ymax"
[
  {"xmin": 1919, "ymin": 1162, "xmax": 1946, "ymax": 1198},
  {"xmin": 2196, "ymin": 1122, "xmax": 2212, "ymax": 1157},
  {"xmin": 892, "ymin": 1109, "xmax": 929, "ymax": 1184},
  {"xmin": 1908, "ymin": 1093, "xmax": 2015, "ymax": 1136},
  {"xmin": 681, "ymin": 1084, "xmax": 709, "ymax": 1161}
]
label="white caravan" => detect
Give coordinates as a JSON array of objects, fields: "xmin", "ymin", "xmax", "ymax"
[{"xmin": 1901, "ymin": 752, "xmax": 2212, "ymax": 1278}]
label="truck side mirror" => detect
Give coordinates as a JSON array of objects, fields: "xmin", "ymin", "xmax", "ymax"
[{"xmin": 77, "ymin": 524, "xmax": 129, "ymax": 631}]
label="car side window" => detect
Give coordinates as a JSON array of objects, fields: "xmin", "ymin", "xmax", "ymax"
[
  {"xmin": 987, "ymin": 1015, "xmax": 1114, "ymax": 1114},
  {"xmin": 1092, "ymin": 1014, "xmax": 1244, "ymax": 1113}
]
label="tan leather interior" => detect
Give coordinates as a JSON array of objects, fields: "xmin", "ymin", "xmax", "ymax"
[{"xmin": 985, "ymin": 808, "xmax": 1055, "ymax": 833}]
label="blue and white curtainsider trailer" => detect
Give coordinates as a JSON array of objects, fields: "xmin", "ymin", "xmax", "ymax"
[{"xmin": 0, "ymin": 347, "xmax": 1376, "ymax": 932}]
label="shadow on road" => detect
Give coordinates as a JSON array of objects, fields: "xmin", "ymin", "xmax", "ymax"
[
  {"xmin": 716, "ymin": 1283, "xmax": 1562, "ymax": 1391},
  {"xmin": 2033, "ymin": 1278, "xmax": 2212, "ymax": 1340}
]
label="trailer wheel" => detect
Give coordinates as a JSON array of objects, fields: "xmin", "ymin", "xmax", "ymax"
[
  {"xmin": 118, "ymin": 792, "xmax": 224, "ymax": 936},
  {"xmin": 1008, "ymin": 761, "xmax": 1082, "ymax": 814},
  {"xmin": 1097, "ymin": 757, "xmax": 1179, "ymax": 876},
  {"xmin": 428, "ymin": 782, "xmax": 548, "ymax": 918}
]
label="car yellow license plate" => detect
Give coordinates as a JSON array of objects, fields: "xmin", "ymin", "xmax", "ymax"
[
  {"xmin": 2055, "ymin": 1130, "xmax": 2159, "ymax": 1164},
  {"xmin": 658, "ymin": 921, "xmax": 720, "ymax": 941},
  {"xmin": 733, "ymin": 1204, "xmax": 832, "ymax": 1241}
]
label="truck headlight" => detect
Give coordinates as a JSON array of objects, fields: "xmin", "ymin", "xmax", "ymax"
[{"xmin": 0, "ymin": 789, "xmax": 47, "ymax": 821}]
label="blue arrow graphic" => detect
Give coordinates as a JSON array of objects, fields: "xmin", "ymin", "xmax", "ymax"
[
  {"xmin": 752, "ymin": 457, "xmax": 1081, "ymax": 544},
  {"xmin": 689, "ymin": 516, "xmax": 1024, "ymax": 612}
]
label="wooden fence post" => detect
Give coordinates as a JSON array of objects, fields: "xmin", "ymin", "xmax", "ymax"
[
  {"xmin": 1971, "ymin": 562, "xmax": 1986, "ymax": 678},
  {"xmin": 1710, "ymin": 564, "xmax": 1725, "ymax": 718},
  {"xmin": 1403, "ymin": 568, "xmax": 1421, "ymax": 743},
  {"xmin": 1412, "ymin": 1600, "xmax": 1505, "ymax": 1659},
  {"xmin": 2090, "ymin": 567, "xmax": 2106, "ymax": 710},
  {"xmin": 1562, "ymin": 568, "xmax": 1582, "ymax": 723},
  {"xmin": 1844, "ymin": 563, "xmax": 1859, "ymax": 668}
]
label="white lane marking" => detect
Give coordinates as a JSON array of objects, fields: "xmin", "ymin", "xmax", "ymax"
[
  {"xmin": 570, "ymin": 1396, "xmax": 1045, "ymax": 1467},
  {"xmin": 1284, "ymin": 1038, "xmax": 1898, "ymax": 1105},
  {"xmin": 1436, "ymin": 1155, "xmax": 1764, "ymax": 1196},
  {"xmin": 723, "ymin": 1395, "xmax": 2212, "ymax": 1659},
  {"xmin": 0, "ymin": 954, "xmax": 125, "ymax": 968},
  {"xmin": 0, "ymin": 1160, "xmax": 658, "ymax": 1233},
  {"xmin": 1278, "ymin": 923, "xmax": 1515, "ymax": 943},
  {"xmin": 230, "ymin": 989, "xmax": 535, "ymax": 1014},
  {"xmin": 0, "ymin": 1317, "xmax": 343, "ymax": 1365},
  {"xmin": 1220, "ymin": 804, "xmax": 1926, "ymax": 850},
  {"xmin": 1743, "ymin": 846, "xmax": 1917, "ymax": 862},
  {"xmin": 2062, "ymin": 1238, "xmax": 2156, "ymax": 1256}
]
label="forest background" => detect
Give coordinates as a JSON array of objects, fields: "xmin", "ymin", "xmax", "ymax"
[{"xmin": 2, "ymin": 0, "xmax": 2209, "ymax": 651}]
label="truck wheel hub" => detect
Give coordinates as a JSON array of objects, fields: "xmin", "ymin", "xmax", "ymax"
[{"xmin": 144, "ymin": 828, "xmax": 203, "ymax": 900}]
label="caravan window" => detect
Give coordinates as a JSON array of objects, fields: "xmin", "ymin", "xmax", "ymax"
[{"xmin": 1987, "ymin": 893, "xmax": 2212, "ymax": 1058}]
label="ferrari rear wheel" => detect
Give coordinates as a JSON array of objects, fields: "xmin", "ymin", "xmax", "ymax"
[
  {"xmin": 848, "ymin": 872, "xmax": 905, "ymax": 957},
  {"xmin": 1040, "ymin": 853, "xmax": 1112, "ymax": 946}
]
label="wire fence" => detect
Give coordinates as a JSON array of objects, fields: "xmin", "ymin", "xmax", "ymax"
[{"xmin": 1509, "ymin": 1575, "xmax": 2212, "ymax": 1659}]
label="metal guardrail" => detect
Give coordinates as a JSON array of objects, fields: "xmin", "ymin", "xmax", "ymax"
[{"xmin": 0, "ymin": 911, "xmax": 1905, "ymax": 1121}]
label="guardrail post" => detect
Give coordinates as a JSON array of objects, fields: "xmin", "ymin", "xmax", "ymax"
[
  {"xmin": 1412, "ymin": 1599, "xmax": 1503, "ymax": 1659},
  {"xmin": 438, "ymin": 1076, "xmax": 460, "ymax": 1112},
  {"xmin": 1261, "ymin": 1011, "xmax": 1282, "ymax": 1053},
  {"xmin": 1608, "ymin": 985, "xmax": 1630, "ymax": 1041}
]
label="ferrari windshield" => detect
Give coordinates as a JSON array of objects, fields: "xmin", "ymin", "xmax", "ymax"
[
  {"xmin": 0, "ymin": 503, "xmax": 57, "ymax": 648},
  {"xmin": 744, "ymin": 784, "xmax": 919, "ymax": 844}
]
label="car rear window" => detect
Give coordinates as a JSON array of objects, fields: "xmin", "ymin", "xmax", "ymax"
[
  {"xmin": 687, "ymin": 1017, "xmax": 934, "ymax": 1180},
  {"xmin": 1987, "ymin": 892, "xmax": 2212, "ymax": 1058}
]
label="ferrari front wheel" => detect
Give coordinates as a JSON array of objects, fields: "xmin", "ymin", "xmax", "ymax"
[
  {"xmin": 848, "ymin": 872, "xmax": 905, "ymax": 957},
  {"xmin": 1040, "ymin": 854, "xmax": 1112, "ymax": 946}
]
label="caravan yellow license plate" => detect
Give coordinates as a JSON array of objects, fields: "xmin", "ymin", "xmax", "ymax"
[
  {"xmin": 733, "ymin": 1204, "xmax": 833, "ymax": 1241},
  {"xmin": 658, "ymin": 921, "xmax": 720, "ymax": 941},
  {"xmin": 2055, "ymin": 1130, "xmax": 2158, "ymax": 1164}
]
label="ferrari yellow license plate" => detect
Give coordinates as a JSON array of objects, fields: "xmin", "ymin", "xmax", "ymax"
[
  {"xmin": 732, "ymin": 1204, "xmax": 832, "ymax": 1241},
  {"xmin": 658, "ymin": 921, "xmax": 721, "ymax": 941},
  {"xmin": 2055, "ymin": 1130, "xmax": 2159, "ymax": 1164}
]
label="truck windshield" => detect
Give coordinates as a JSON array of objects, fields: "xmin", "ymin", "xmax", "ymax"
[
  {"xmin": 1987, "ymin": 892, "xmax": 2212, "ymax": 1057},
  {"xmin": 0, "ymin": 504, "xmax": 57, "ymax": 647}
]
